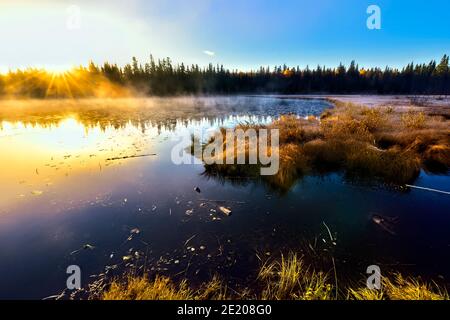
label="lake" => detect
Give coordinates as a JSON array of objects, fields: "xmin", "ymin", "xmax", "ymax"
[{"xmin": 0, "ymin": 96, "xmax": 449, "ymax": 299}]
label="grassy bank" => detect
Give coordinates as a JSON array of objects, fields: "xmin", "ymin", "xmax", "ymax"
[
  {"xmin": 91, "ymin": 253, "xmax": 448, "ymax": 300},
  {"xmin": 196, "ymin": 101, "xmax": 449, "ymax": 190}
]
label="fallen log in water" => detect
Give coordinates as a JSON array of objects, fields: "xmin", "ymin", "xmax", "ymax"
[
  {"xmin": 106, "ymin": 153, "xmax": 157, "ymax": 161},
  {"xmin": 198, "ymin": 199, "xmax": 246, "ymax": 204},
  {"xmin": 405, "ymin": 184, "xmax": 450, "ymax": 195}
]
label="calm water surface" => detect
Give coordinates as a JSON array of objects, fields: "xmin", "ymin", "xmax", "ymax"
[{"xmin": 0, "ymin": 96, "xmax": 449, "ymax": 299}]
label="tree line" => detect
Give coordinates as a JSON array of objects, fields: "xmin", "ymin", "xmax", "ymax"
[{"xmin": 0, "ymin": 54, "xmax": 448, "ymax": 98}]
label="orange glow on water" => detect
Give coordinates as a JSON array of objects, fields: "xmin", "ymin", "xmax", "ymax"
[{"xmin": 0, "ymin": 116, "xmax": 159, "ymax": 212}]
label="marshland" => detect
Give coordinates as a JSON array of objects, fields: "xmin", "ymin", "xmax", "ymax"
[
  {"xmin": 2, "ymin": 0, "xmax": 450, "ymax": 303},
  {"xmin": 0, "ymin": 95, "xmax": 449, "ymax": 300}
]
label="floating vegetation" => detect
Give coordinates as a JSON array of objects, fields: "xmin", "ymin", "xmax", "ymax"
[
  {"xmin": 70, "ymin": 244, "xmax": 96, "ymax": 255},
  {"xmin": 83, "ymin": 244, "xmax": 96, "ymax": 250},
  {"xmin": 218, "ymin": 206, "xmax": 232, "ymax": 216},
  {"xmin": 130, "ymin": 228, "xmax": 140, "ymax": 235},
  {"xmin": 122, "ymin": 255, "xmax": 133, "ymax": 262},
  {"xmin": 371, "ymin": 214, "xmax": 398, "ymax": 235}
]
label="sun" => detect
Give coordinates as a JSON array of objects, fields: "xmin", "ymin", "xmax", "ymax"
[{"xmin": 44, "ymin": 65, "xmax": 73, "ymax": 76}]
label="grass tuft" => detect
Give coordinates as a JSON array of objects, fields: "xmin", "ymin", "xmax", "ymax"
[
  {"xmin": 258, "ymin": 252, "xmax": 333, "ymax": 300},
  {"xmin": 100, "ymin": 275, "xmax": 194, "ymax": 300},
  {"xmin": 97, "ymin": 274, "xmax": 228, "ymax": 301},
  {"xmin": 349, "ymin": 273, "xmax": 449, "ymax": 300},
  {"xmin": 402, "ymin": 110, "xmax": 426, "ymax": 129},
  {"xmin": 194, "ymin": 102, "xmax": 449, "ymax": 190}
]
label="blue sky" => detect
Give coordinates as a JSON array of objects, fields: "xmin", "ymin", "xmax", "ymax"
[{"xmin": 0, "ymin": 0, "xmax": 449, "ymax": 71}]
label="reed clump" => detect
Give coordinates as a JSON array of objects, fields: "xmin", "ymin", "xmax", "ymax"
[
  {"xmin": 100, "ymin": 275, "xmax": 194, "ymax": 300},
  {"xmin": 197, "ymin": 102, "xmax": 449, "ymax": 190},
  {"xmin": 401, "ymin": 110, "xmax": 426, "ymax": 129},
  {"xmin": 257, "ymin": 252, "xmax": 333, "ymax": 300},
  {"xmin": 349, "ymin": 273, "xmax": 449, "ymax": 300},
  {"xmin": 98, "ymin": 274, "xmax": 227, "ymax": 300}
]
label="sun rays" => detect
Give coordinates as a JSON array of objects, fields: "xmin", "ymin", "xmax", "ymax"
[
  {"xmin": 0, "ymin": 66, "xmax": 132, "ymax": 99},
  {"xmin": 45, "ymin": 71, "xmax": 74, "ymax": 98}
]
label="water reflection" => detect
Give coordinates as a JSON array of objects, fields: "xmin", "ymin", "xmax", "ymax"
[
  {"xmin": 0, "ymin": 96, "xmax": 331, "ymax": 129},
  {"xmin": 0, "ymin": 97, "xmax": 449, "ymax": 299},
  {"xmin": 0, "ymin": 97, "xmax": 330, "ymax": 211}
]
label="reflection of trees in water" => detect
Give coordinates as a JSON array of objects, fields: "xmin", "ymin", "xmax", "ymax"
[
  {"xmin": 201, "ymin": 164, "xmax": 413, "ymax": 196},
  {"xmin": 0, "ymin": 113, "xmax": 274, "ymax": 135},
  {"xmin": 201, "ymin": 169, "xmax": 300, "ymax": 195},
  {"xmin": 0, "ymin": 97, "xmax": 330, "ymax": 131}
]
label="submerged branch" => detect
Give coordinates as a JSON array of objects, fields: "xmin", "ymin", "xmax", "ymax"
[
  {"xmin": 106, "ymin": 153, "xmax": 157, "ymax": 161},
  {"xmin": 405, "ymin": 184, "xmax": 450, "ymax": 195}
]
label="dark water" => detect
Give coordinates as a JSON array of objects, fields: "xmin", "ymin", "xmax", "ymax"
[{"xmin": 0, "ymin": 96, "xmax": 449, "ymax": 299}]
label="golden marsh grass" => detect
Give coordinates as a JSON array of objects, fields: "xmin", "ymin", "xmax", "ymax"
[
  {"xmin": 95, "ymin": 253, "xmax": 448, "ymax": 300},
  {"xmin": 196, "ymin": 101, "xmax": 449, "ymax": 190}
]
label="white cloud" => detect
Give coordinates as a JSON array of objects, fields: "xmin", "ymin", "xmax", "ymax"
[{"xmin": 203, "ymin": 50, "xmax": 215, "ymax": 57}]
